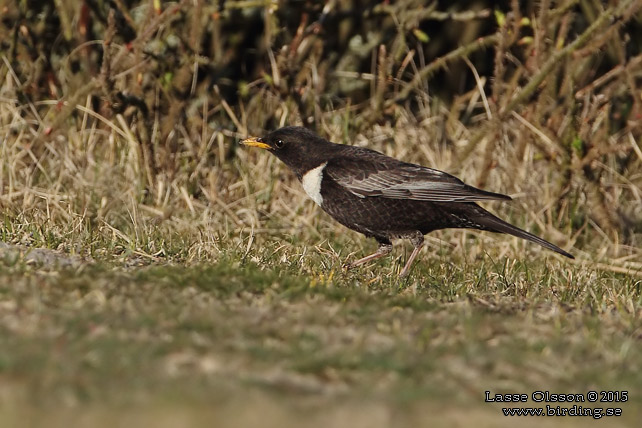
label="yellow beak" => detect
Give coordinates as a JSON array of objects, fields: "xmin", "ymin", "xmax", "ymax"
[{"xmin": 240, "ymin": 137, "xmax": 271, "ymax": 150}]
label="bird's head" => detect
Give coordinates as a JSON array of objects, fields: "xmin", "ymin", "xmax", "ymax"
[{"xmin": 240, "ymin": 126, "xmax": 334, "ymax": 177}]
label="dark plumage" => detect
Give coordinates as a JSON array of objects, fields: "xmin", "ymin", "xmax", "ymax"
[{"xmin": 241, "ymin": 126, "xmax": 574, "ymax": 276}]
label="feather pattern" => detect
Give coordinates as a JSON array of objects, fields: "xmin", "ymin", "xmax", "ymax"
[{"xmin": 325, "ymin": 148, "xmax": 511, "ymax": 203}]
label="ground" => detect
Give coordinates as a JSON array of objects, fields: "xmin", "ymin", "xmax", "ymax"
[{"xmin": 0, "ymin": 240, "xmax": 639, "ymax": 427}]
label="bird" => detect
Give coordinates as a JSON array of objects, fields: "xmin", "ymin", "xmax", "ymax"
[{"xmin": 240, "ymin": 126, "xmax": 574, "ymax": 277}]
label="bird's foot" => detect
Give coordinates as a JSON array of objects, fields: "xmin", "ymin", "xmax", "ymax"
[
  {"xmin": 342, "ymin": 244, "xmax": 393, "ymax": 272},
  {"xmin": 398, "ymin": 238, "xmax": 424, "ymax": 277}
]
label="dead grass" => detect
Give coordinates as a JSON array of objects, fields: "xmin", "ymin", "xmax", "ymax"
[{"xmin": 1, "ymin": 4, "xmax": 642, "ymax": 268}]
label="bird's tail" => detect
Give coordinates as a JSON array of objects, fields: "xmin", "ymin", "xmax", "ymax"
[{"xmin": 473, "ymin": 209, "xmax": 574, "ymax": 259}]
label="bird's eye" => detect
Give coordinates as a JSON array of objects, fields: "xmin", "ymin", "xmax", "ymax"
[{"xmin": 274, "ymin": 139, "xmax": 285, "ymax": 148}]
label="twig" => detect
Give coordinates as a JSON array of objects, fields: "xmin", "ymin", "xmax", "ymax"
[
  {"xmin": 464, "ymin": 57, "xmax": 491, "ymax": 120},
  {"xmin": 387, "ymin": 33, "xmax": 500, "ymax": 107},
  {"xmin": 501, "ymin": 0, "xmax": 636, "ymax": 115}
]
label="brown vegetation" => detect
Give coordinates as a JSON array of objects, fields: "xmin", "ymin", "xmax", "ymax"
[{"xmin": 1, "ymin": 0, "xmax": 641, "ymax": 267}]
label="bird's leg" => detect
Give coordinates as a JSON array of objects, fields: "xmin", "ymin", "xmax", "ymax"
[
  {"xmin": 344, "ymin": 241, "xmax": 393, "ymax": 270},
  {"xmin": 399, "ymin": 234, "xmax": 424, "ymax": 277}
]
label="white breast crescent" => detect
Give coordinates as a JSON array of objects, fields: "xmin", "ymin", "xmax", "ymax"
[{"xmin": 301, "ymin": 162, "xmax": 328, "ymax": 206}]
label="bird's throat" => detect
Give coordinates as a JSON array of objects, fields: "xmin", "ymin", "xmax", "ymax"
[{"xmin": 301, "ymin": 162, "xmax": 327, "ymax": 206}]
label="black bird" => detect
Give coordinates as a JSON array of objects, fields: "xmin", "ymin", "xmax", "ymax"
[{"xmin": 241, "ymin": 126, "xmax": 574, "ymax": 276}]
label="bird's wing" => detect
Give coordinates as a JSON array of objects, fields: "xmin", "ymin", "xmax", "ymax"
[{"xmin": 325, "ymin": 151, "xmax": 511, "ymax": 203}]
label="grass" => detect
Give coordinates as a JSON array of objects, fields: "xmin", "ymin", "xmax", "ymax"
[{"xmin": 0, "ymin": 240, "xmax": 640, "ymax": 426}]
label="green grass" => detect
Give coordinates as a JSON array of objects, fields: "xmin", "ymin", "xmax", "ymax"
[{"xmin": 0, "ymin": 242, "xmax": 640, "ymax": 427}]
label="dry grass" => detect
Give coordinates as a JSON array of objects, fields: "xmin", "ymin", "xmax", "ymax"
[{"xmin": 0, "ymin": 1, "xmax": 640, "ymax": 269}]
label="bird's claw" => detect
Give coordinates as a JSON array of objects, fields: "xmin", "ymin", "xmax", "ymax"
[{"xmin": 342, "ymin": 261, "xmax": 356, "ymax": 270}]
